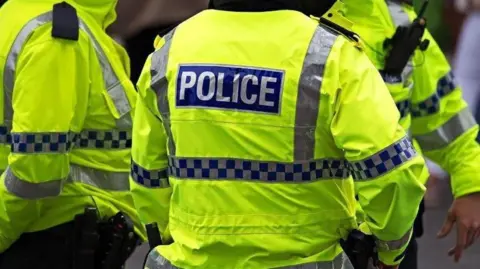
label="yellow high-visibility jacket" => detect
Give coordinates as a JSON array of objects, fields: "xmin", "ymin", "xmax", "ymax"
[
  {"xmin": 343, "ymin": 0, "xmax": 480, "ymax": 198},
  {"xmin": 131, "ymin": 9, "xmax": 426, "ymax": 268},
  {"xmin": 0, "ymin": 0, "xmax": 144, "ymax": 252}
]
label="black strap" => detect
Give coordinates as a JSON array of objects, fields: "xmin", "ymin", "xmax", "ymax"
[
  {"xmin": 319, "ymin": 17, "xmax": 359, "ymax": 43},
  {"xmin": 52, "ymin": 1, "xmax": 79, "ymax": 41}
]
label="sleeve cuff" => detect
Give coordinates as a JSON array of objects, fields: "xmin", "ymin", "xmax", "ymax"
[
  {"xmin": 451, "ymin": 174, "xmax": 480, "ymax": 198},
  {"xmin": 378, "ymin": 245, "xmax": 409, "ymax": 266},
  {"xmin": 376, "ymin": 229, "xmax": 412, "ymax": 266}
]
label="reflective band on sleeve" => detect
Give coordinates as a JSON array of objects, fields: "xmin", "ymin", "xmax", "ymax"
[
  {"xmin": 376, "ymin": 228, "xmax": 413, "ymax": 252},
  {"xmin": 8, "ymin": 129, "xmax": 132, "ymax": 151},
  {"xmin": 11, "ymin": 132, "xmax": 76, "ymax": 153},
  {"xmin": 3, "ymin": 11, "xmax": 132, "ymax": 130},
  {"xmin": 145, "ymin": 250, "xmax": 174, "ymax": 269},
  {"xmin": 414, "ymin": 108, "xmax": 476, "ymax": 151},
  {"xmin": 131, "ymin": 160, "xmax": 169, "ymax": 188},
  {"xmin": 74, "ymin": 129, "xmax": 132, "ymax": 149},
  {"xmin": 411, "ymin": 72, "xmax": 457, "ymax": 117},
  {"xmin": 151, "ymin": 29, "xmax": 176, "ymax": 156},
  {"xmin": 349, "ymin": 136, "xmax": 417, "ymax": 180},
  {"xmin": 168, "ymin": 156, "xmax": 349, "ymax": 182},
  {"xmin": 4, "ymin": 166, "xmax": 64, "ymax": 199},
  {"xmin": 4, "ymin": 164, "xmax": 130, "ymax": 199},
  {"xmin": 68, "ymin": 164, "xmax": 130, "ymax": 191},
  {"xmin": 294, "ymin": 26, "xmax": 338, "ymax": 161},
  {"xmin": 396, "ymin": 99, "xmax": 410, "ymax": 119},
  {"xmin": 386, "ymin": 1, "xmax": 410, "ymax": 27},
  {"xmin": 4, "ymin": 12, "xmax": 53, "ymax": 129}
]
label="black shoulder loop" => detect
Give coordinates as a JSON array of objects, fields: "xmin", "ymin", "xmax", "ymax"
[
  {"xmin": 319, "ymin": 17, "xmax": 359, "ymax": 43},
  {"xmin": 51, "ymin": 1, "xmax": 79, "ymax": 41}
]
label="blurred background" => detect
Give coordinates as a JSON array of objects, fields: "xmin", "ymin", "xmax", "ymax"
[{"xmin": 106, "ymin": 0, "xmax": 480, "ymax": 268}]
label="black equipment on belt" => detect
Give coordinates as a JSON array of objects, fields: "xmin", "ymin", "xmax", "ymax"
[
  {"xmin": 146, "ymin": 222, "xmax": 163, "ymax": 250},
  {"xmin": 341, "ymin": 230, "xmax": 378, "ymax": 269},
  {"xmin": 382, "ymin": 0, "xmax": 430, "ymax": 76},
  {"xmin": 73, "ymin": 207, "xmax": 100, "ymax": 269},
  {"xmin": 73, "ymin": 207, "xmax": 139, "ymax": 269},
  {"xmin": 142, "ymin": 223, "xmax": 165, "ymax": 269},
  {"xmin": 98, "ymin": 212, "xmax": 139, "ymax": 269}
]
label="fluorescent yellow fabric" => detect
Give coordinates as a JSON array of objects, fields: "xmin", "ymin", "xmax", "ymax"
[
  {"xmin": 131, "ymin": 66, "xmax": 173, "ymax": 243},
  {"xmin": 0, "ymin": 0, "xmax": 144, "ymax": 252},
  {"xmin": 344, "ymin": 0, "xmax": 480, "ymax": 199},
  {"xmin": 132, "ymin": 9, "xmax": 425, "ymax": 268}
]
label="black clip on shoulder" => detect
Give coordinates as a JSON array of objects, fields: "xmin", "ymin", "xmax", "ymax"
[{"xmin": 52, "ymin": 1, "xmax": 79, "ymax": 41}]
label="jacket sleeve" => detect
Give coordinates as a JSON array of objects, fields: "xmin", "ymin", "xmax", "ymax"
[
  {"xmin": 330, "ymin": 39, "xmax": 427, "ymax": 266},
  {"xmin": 130, "ymin": 53, "xmax": 172, "ymax": 243},
  {"xmin": 410, "ymin": 29, "xmax": 480, "ymax": 198},
  {"xmin": 0, "ymin": 39, "xmax": 87, "ymax": 252}
]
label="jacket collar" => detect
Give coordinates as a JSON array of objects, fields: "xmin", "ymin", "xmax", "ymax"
[
  {"xmin": 209, "ymin": 0, "xmax": 302, "ymax": 12},
  {"xmin": 14, "ymin": 0, "xmax": 118, "ymax": 29}
]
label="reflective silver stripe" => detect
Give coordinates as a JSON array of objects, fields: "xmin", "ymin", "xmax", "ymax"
[
  {"xmin": 151, "ymin": 29, "xmax": 176, "ymax": 156},
  {"xmin": 349, "ymin": 136, "xmax": 417, "ymax": 180},
  {"xmin": 145, "ymin": 250, "xmax": 353, "ymax": 269},
  {"xmin": 145, "ymin": 250, "xmax": 176, "ymax": 269},
  {"xmin": 168, "ymin": 156, "xmax": 349, "ymax": 182},
  {"xmin": 68, "ymin": 164, "xmax": 130, "ymax": 191},
  {"xmin": 386, "ymin": 0, "xmax": 410, "ymax": 27},
  {"xmin": 295, "ymin": 26, "xmax": 338, "ymax": 161},
  {"xmin": 131, "ymin": 160, "xmax": 170, "ymax": 188},
  {"xmin": 376, "ymin": 228, "xmax": 412, "ymax": 252},
  {"xmin": 77, "ymin": 21, "xmax": 132, "ymax": 129},
  {"xmin": 3, "ymin": 11, "xmax": 132, "ymax": 130},
  {"xmin": 4, "ymin": 164, "xmax": 129, "ymax": 199},
  {"xmin": 414, "ymin": 108, "xmax": 477, "ymax": 151},
  {"xmin": 4, "ymin": 12, "xmax": 53, "ymax": 129},
  {"xmin": 11, "ymin": 132, "xmax": 75, "ymax": 153},
  {"xmin": 4, "ymin": 166, "xmax": 64, "ymax": 199}
]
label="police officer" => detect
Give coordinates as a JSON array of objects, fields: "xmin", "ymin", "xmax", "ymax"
[
  {"xmin": 0, "ymin": 0, "xmax": 144, "ymax": 268},
  {"xmin": 342, "ymin": 0, "xmax": 480, "ymax": 267},
  {"xmin": 130, "ymin": 0, "xmax": 426, "ymax": 268}
]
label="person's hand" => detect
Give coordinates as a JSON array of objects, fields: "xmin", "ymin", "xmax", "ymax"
[{"xmin": 437, "ymin": 192, "xmax": 480, "ymax": 262}]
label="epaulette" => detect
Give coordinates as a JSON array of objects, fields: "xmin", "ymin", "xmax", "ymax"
[
  {"xmin": 319, "ymin": 17, "xmax": 359, "ymax": 44},
  {"xmin": 312, "ymin": 1, "xmax": 362, "ymax": 48},
  {"xmin": 51, "ymin": 1, "xmax": 79, "ymax": 41}
]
